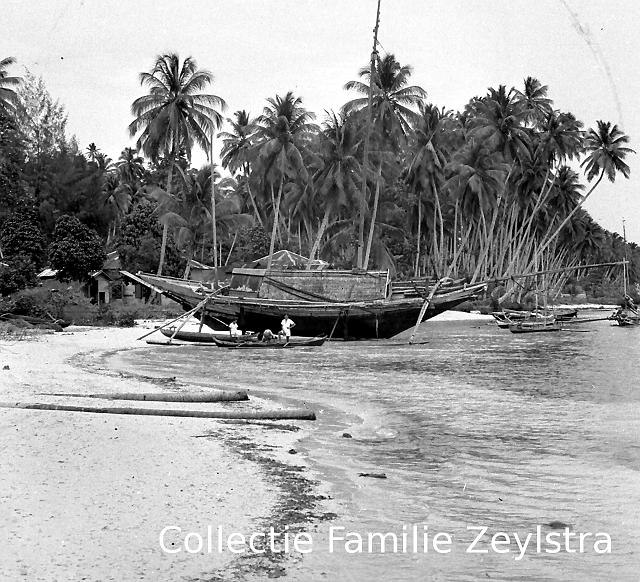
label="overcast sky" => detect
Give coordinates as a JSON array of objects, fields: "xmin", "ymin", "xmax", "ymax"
[{"xmin": 5, "ymin": 0, "xmax": 640, "ymax": 242}]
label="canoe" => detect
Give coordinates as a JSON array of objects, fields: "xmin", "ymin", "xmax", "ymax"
[
  {"xmin": 159, "ymin": 328, "xmax": 258, "ymax": 343},
  {"xmin": 508, "ymin": 318, "xmax": 563, "ymax": 333},
  {"xmin": 212, "ymin": 335, "xmax": 326, "ymax": 348}
]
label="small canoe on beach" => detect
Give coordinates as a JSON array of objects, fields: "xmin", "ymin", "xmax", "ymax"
[{"xmin": 212, "ymin": 335, "xmax": 327, "ymax": 348}]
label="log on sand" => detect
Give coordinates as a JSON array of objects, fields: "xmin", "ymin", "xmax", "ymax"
[
  {"xmin": 39, "ymin": 391, "xmax": 249, "ymax": 402},
  {"xmin": 0, "ymin": 401, "xmax": 316, "ymax": 421}
]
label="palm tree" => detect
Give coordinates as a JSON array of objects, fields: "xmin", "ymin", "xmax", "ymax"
[
  {"xmin": 405, "ymin": 103, "xmax": 452, "ymax": 276},
  {"xmin": 308, "ymin": 112, "xmax": 362, "ymax": 264},
  {"xmin": 86, "ymin": 142, "xmax": 101, "ymax": 163},
  {"xmin": 444, "ymin": 141, "xmax": 510, "ymax": 279},
  {"xmin": 254, "ymin": 116, "xmax": 309, "ymax": 270},
  {"xmin": 128, "ymin": 53, "xmax": 226, "ymax": 275},
  {"xmin": 0, "ymin": 57, "xmax": 20, "ymax": 116},
  {"xmin": 253, "ymin": 92, "xmax": 316, "ymax": 270},
  {"xmin": 116, "ymin": 147, "xmax": 145, "ymax": 189},
  {"xmin": 219, "ymin": 110, "xmax": 262, "ymax": 226},
  {"xmin": 538, "ymin": 121, "xmax": 634, "ymax": 256},
  {"xmin": 344, "ymin": 53, "xmax": 427, "ymax": 268},
  {"xmin": 514, "ymin": 77, "xmax": 553, "ymax": 127}
]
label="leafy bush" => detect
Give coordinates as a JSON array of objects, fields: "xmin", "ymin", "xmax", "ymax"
[
  {"xmin": 0, "ymin": 254, "xmax": 38, "ymax": 295},
  {"xmin": 48, "ymin": 215, "xmax": 106, "ymax": 281}
]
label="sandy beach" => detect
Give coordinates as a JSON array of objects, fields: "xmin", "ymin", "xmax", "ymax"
[{"xmin": 0, "ymin": 323, "xmax": 320, "ymax": 581}]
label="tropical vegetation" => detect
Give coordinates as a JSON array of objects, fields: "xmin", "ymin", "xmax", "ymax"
[{"xmin": 0, "ymin": 51, "xmax": 637, "ymax": 306}]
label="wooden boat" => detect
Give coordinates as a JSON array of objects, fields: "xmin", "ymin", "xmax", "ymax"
[
  {"xmin": 509, "ymin": 316, "xmax": 562, "ymax": 334},
  {"xmin": 212, "ymin": 335, "xmax": 327, "ymax": 348},
  {"xmin": 609, "ymin": 309, "xmax": 640, "ymax": 327},
  {"xmin": 159, "ymin": 328, "xmax": 258, "ymax": 343},
  {"xmin": 492, "ymin": 308, "xmax": 577, "ymax": 328},
  {"xmin": 131, "ymin": 269, "xmax": 485, "ymax": 340}
]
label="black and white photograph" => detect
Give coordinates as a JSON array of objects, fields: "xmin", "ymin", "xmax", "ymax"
[{"xmin": 1, "ymin": 1, "xmax": 639, "ymax": 580}]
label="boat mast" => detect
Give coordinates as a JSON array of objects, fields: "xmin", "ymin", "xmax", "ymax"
[
  {"xmin": 622, "ymin": 218, "xmax": 628, "ymax": 296},
  {"xmin": 210, "ymin": 123, "xmax": 218, "ymax": 268},
  {"xmin": 356, "ymin": 0, "xmax": 382, "ymax": 269}
]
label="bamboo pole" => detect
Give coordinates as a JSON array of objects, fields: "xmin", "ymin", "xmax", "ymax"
[
  {"xmin": 0, "ymin": 402, "xmax": 316, "ymax": 421},
  {"xmin": 39, "ymin": 391, "xmax": 249, "ymax": 402},
  {"xmin": 408, "ymin": 278, "xmax": 444, "ymax": 344},
  {"xmin": 137, "ymin": 297, "xmax": 209, "ymax": 341}
]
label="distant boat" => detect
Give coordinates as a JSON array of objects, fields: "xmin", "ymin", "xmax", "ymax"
[
  {"xmin": 508, "ymin": 315, "xmax": 562, "ymax": 334},
  {"xmin": 609, "ymin": 308, "xmax": 640, "ymax": 327},
  {"xmin": 493, "ymin": 308, "xmax": 577, "ymax": 328}
]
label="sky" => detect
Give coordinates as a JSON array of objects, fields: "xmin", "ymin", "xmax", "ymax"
[{"xmin": 4, "ymin": 0, "xmax": 640, "ymax": 242}]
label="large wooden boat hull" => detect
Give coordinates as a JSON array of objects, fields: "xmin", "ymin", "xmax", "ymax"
[{"xmin": 135, "ymin": 273, "xmax": 485, "ymax": 340}]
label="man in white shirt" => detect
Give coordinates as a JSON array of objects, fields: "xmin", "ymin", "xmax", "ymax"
[
  {"xmin": 229, "ymin": 319, "xmax": 241, "ymax": 338},
  {"xmin": 280, "ymin": 314, "xmax": 295, "ymax": 339}
]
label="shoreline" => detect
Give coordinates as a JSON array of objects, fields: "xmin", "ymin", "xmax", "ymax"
[{"xmin": 0, "ymin": 323, "xmax": 332, "ymax": 581}]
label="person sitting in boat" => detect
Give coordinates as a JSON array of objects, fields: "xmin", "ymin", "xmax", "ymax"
[
  {"xmin": 281, "ymin": 314, "xmax": 296, "ymax": 339},
  {"xmin": 261, "ymin": 329, "xmax": 275, "ymax": 343},
  {"xmin": 624, "ymin": 294, "xmax": 637, "ymax": 311},
  {"xmin": 229, "ymin": 319, "xmax": 241, "ymax": 339}
]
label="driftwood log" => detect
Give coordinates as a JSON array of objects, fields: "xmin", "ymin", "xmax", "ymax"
[
  {"xmin": 0, "ymin": 401, "xmax": 315, "ymax": 421},
  {"xmin": 39, "ymin": 391, "xmax": 248, "ymax": 402}
]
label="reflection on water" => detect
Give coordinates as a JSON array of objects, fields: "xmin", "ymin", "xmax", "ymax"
[{"xmin": 116, "ymin": 313, "xmax": 640, "ymax": 581}]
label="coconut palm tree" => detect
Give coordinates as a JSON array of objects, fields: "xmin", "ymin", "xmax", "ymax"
[
  {"xmin": 128, "ymin": 53, "xmax": 226, "ymax": 275},
  {"xmin": 0, "ymin": 57, "xmax": 20, "ymax": 116},
  {"xmin": 116, "ymin": 147, "xmax": 145, "ymax": 190},
  {"xmin": 219, "ymin": 110, "xmax": 262, "ymax": 225},
  {"xmin": 253, "ymin": 92, "xmax": 316, "ymax": 270},
  {"xmin": 405, "ymin": 103, "xmax": 453, "ymax": 276},
  {"xmin": 444, "ymin": 141, "xmax": 510, "ymax": 279},
  {"xmin": 308, "ymin": 112, "xmax": 362, "ymax": 264},
  {"xmin": 538, "ymin": 121, "xmax": 634, "ymax": 256},
  {"xmin": 514, "ymin": 77, "xmax": 553, "ymax": 127},
  {"xmin": 254, "ymin": 116, "xmax": 309, "ymax": 270},
  {"xmin": 344, "ymin": 53, "xmax": 427, "ymax": 268}
]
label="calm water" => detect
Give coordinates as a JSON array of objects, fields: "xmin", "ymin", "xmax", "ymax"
[{"xmin": 114, "ymin": 313, "xmax": 640, "ymax": 581}]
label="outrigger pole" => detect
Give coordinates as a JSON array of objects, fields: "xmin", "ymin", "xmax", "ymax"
[{"xmin": 481, "ymin": 260, "xmax": 629, "ymax": 286}]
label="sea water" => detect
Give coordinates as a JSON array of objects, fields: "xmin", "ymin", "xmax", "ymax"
[{"xmin": 113, "ymin": 312, "xmax": 640, "ymax": 581}]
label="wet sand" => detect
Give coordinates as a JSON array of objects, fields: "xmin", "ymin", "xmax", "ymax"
[{"xmin": 0, "ymin": 324, "xmax": 320, "ymax": 581}]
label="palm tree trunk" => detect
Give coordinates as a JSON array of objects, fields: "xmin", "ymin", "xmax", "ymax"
[
  {"xmin": 244, "ymin": 164, "xmax": 264, "ymax": 227},
  {"xmin": 414, "ymin": 193, "xmax": 422, "ymax": 278},
  {"xmin": 308, "ymin": 205, "xmax": 332, "ymax": 268},
  {"xmin": 156, "ymin": 163, "xmax": 174, "ymax": 276},
  {"xmin": 536, "ymin": 170, "xmax": 604, "ymax": 259},
  {"xmin": 266, "ymin": 174, "xmax": 285, "ymax": 271},
  {"xmin": 364, "ymin": 165, "xmax": 383, "ymax": 270},
  {"xmin": 210, "ymin": 131, "xmax": 218, "ymax": 268}
]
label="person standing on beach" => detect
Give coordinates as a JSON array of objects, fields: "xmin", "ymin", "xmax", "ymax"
[{"xmin": 281, "ymin": 314, "xmax": 295, "ymax": 339}]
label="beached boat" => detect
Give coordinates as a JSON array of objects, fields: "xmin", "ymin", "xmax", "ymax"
[
  {"xmin": 508, "ymin": 315, "xmax": 562, "ymax": 334},
  {"xmin": 212, "ymin": 336, "xmax": 326, "ymax": 348},
  {"xmin": 609, "ymin": 308, "xmax": 640, "ymax": 327},
  {"xmin": 131, "ymin": 268, "xmax": 485, "ymax": 340},
  {"xmin": 492, "ymin": 308, "xmax": 577, "ymax": 328},
  {"xmin": 159, "ymin": 328, "xmax": 259, "ymax": 343}
]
